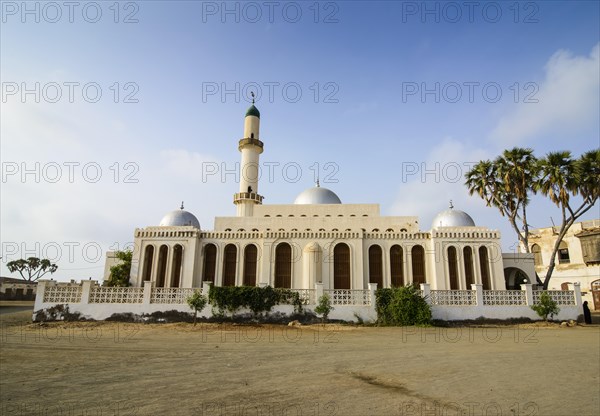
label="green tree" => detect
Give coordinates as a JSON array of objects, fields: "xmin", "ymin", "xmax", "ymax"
[
  {"xmin": 106, "ymin": 250, "xmax": 132, "ymax": 287},
  {"xmin": 314, "ymin": 293, "xmax": 334, "ymax": 324},
  {"xmin": 534, "ymin": 150, "xmax": 600, "ymax": 289},
  {"xmin": 6, "ymin": 257, "xmax": 58, "ymax": 281},
  {"xmin": 465, "ymin": 148, "xmax": 537, "ymax": 253},
  {"xmin": 531, "ymin": 291, "xmax": 560, "ymax": 321},
  {"xmin": 187, "ymin": 291, "xmax": 208, "ymax": 325}
]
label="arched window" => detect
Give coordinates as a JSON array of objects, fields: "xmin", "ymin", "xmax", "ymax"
[
  {"xmin": 222, "ymin": 244, "xmax": 237, "ymax": 286},
  {"xmin": 412, "ymin": 245, "xmax": 426, "ymax": 285},
  {"xmin": 479, "ymin": 246, "xmax": 491, "ymax": 290},
  {"xmin": 156, "ymin": 245, "xmax": 168, "ymax": 288},
  {"xmin": 531, "ymin": 244, "xmax": 542, "ymax": 266},
  {"xmin": 464, "ymin": 246, "xmax": 474, "ymax": 288},
  {"xmin": 142, "ymin": 245, "xmax": 154, "ymax": 281},
  {"xmin": 274, "ymin": 243, "xmax": 292, "ymax": 288},
  {"xmin": 334, "ymin": 243, "xmax": 351, "ymax": 289},
  {"xmin": 170, "ymin": 245, "xmax": 183, "ymax": 288},
  {"xmin": 202, "ymin": 244, "xmax": 217, "ymax": 283},
  {"xmin": 558, "ymin": 242, "xmax": 570, "ymax": 264},
  {"xmin": 368, "ymin": 245, "xmax": 383, "ymax": 288},
  {"xmin": 243, "ymin": 244, "xmax": 258, "ymax": 286},
  {"xmin": 447, "ymin": 246, "xmax": 459, "ymax": 290},
  {"xmin": 390, "ymin": 245, "xmax": 403, "ymax": 287}
]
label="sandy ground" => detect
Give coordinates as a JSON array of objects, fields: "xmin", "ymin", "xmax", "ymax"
[{"xmin": 1, "ymin": 307, "xmax": 599, "ymax": 416}]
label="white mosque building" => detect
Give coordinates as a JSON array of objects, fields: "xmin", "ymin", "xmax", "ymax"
[{"xmin": 107, "ymin": 104, "xmax": 518, "ymax": 291}]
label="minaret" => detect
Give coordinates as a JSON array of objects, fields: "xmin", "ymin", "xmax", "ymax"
[{"xmin": 233, "ymin": 96, "xmax": 264, "ymax": 216}]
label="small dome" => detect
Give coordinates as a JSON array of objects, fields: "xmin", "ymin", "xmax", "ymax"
[
  {"xmin": 245, "ymin": 104, "xmax": 260, "ymax": 118},
  {"xmin": 159, "ymin": 203, "xmax": 200, "ymax": 228},
  {"xmin": 294, "ymin": 184, "xmax": 341, "ymax": 205},
  {"xmin": 432, "ymin": 202, "xmax": 475, "ymax": 229}
]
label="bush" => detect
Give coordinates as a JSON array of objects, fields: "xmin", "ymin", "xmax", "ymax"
[
  {"xmin": 531, "ymin": 291, "xmax": 560, "ymax": 321},
  {"xmin": 187, "ymin": 291, "xmax": 208, "ymax": 325},
  {"xmin": 375, "ymin": 285, "xmax": 431, "ymax": 326},
  {"xmin": 314, "ymin": 293, "xmax": 334, "ymax": 323},
  {"xmin": 208, "ymin": 285, "xmax": 303, "ymax": 317}
]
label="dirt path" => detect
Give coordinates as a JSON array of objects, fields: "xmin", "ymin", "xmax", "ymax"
[{"xmin": 1, "ymin": 311, "xmax": 598, "ymax": 416}]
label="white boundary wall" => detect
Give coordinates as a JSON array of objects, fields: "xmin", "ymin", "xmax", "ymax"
[{"xmin": 33, "ymin": 280, "xmax": 583, "ymax": 323}]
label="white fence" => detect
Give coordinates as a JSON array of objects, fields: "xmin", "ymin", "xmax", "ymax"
[{"xmin": 33, "ymin": 281, "xmax": 583, "ymax": 322}]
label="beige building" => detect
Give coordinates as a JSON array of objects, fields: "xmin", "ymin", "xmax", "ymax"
[
  {"xmin": 528, "ymin": 220, "xmax": 600, "ymax": 309},
  {"xmin": 105, "ymin": 104, "xmax": 522, "ymax": 293}
]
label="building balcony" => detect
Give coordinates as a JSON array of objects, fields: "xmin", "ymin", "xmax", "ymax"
[{"xmin": 233, "ymin": 192, "xmax": 263, "ymax": 204}]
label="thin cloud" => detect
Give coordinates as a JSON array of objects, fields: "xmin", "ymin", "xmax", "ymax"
[{"xmin": 490, "ymin": 43, "xmax": 600, "ymax": 146}]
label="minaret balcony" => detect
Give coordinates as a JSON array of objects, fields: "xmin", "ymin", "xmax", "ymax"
[
  {"xmin": 238, "ymin": 138, "xmax": 264, "ymax": 152},
  {"xmin": 233, "ymin": 192, "xmax": 264, "ymax": 204}
]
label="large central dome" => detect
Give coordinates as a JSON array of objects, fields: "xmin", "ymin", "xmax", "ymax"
[{"xmin": 294, "ymin": 184, "xmax": 342, "ymax": 205}]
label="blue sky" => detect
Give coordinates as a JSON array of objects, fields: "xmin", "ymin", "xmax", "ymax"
[{"xmin": 1, "ymin": 1, "xmax": 599, "ymax": 281}]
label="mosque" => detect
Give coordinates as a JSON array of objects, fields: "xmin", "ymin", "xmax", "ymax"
[{"xmin": 106, "ymin": 103, "xmax": 519, "ymax": 291}]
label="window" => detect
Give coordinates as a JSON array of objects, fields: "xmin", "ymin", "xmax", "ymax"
[
  {"xmin": 334, "ymin": 243, "xmax": 351, "ymax": 289},
  {"xmin": 243, "ymin": 245, "xmax": 257, "ymax": 286},
  {"xmin": 411, "ymin": 245, "xmax": 425, "ymax": 285},
  {"xmin": 203, "ymin": 244, "xmax": 217, "ymax": 283},
  {"xmin": 142, "ymin": 245, "xmax": 155, "ymax": 281},
  {"xmin": 171, "ymin": 245, "xmax": 183, "ymax": 288},
  {"xmin": 531, "ymin": 244, "xmax": 542, "ymax": 266},
  {"xmin": 274, "ymin": 243, "xmax": 292, "ymax": 288},
  {"xmin": 390, "ymin": 245, "xmax": 404, "ymax": 287},
  {"xmin": 447, "ymin": 246, "xmax": 459, "ymax": 290},
  {"xmin": 368, "ymin": 245, "xmax": 383, "ymax": 288},
  {"xmin": 558, "ymin": 242, "xmax": 570, "ymax": 264},
  {"xmin": 464, "ymin": 246, "xmax": 474, "ymax": 288},
  {"xmin": 479, "ymin": 246, "xmax": 491, "ymax": 290},
  {"xmin": 156, "ymin": 245, "xmax": 168, "ymax": 288},
  {"xmin": 222, "ymin": 244, "xmax": 237, "ymax": 286}
]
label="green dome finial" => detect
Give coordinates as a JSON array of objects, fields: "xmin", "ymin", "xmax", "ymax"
[{"xmin": 245, "ymin": 91, "xmax": 260, "ymax": 118}]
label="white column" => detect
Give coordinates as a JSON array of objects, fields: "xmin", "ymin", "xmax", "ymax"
[
  {"xmin": 143, "ymin": 280, "xmax": 153, "ymax": 305},
  {"xmin": 420, "ymin": 283, "xmax": 431, "ymax": 305},
  {"xmin": 472, "ymin": 284, "xmax": 483, "ymax": 306},
  {"xmin": 81, "ymin": 280, "xmax": 94, "ymax": 305},
  {"xmin": 573, "ymin": 282, "xmax": 582, "ymax": 306},
  {"xmin": 522, "ymin": 284, "xmax": 534, "ymax": 305}
]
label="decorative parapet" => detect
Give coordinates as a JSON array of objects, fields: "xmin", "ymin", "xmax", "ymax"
[
  {"xmin": 431, "ymin": 229, "xmax": 500, "ymax": 239},
  {"xmin": 324, "ymin": 289, "xmax": 371, "ymax": 306},
  {"xmin": 135, "ymin": 228, "xmax": 200, "ymax": 238}
]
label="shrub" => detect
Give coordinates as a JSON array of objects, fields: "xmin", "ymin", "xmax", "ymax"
[
  {"xmin": 187, "ymin": 291, "xmax": 208, "ymax": 325},
  {"xmin": 375, "ymin": 285, "xmax": 431, "ymax": 326},
  {"xmin": 208, "ymin": 285, "xmax": 303, "ymax": 317},
  {"xmin": 531, "ymin": 291, "xmax": 560, "ymax": 321},
  {"xmin": 314, "ymin": 293, "xmax": 334, "ymax": 323}
]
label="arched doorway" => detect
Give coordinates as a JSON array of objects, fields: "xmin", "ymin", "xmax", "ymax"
[
  {"xmin": 222, "ymin": 244, "xmax": 237, "ymax": 286},
  {"xmin": 334, "ymin": 243, "xmax": 351, "ymax": 289},
  {"xmin": 243, "ymin": 244, "xmax": 258, "ymax": 286},
  {"xmin": 390, "ymin": 245, "xmax": 404, "ymax": 287},
  {"xmin": 447, "ymin": 246, "xmax": 459, "ymax": 290},
  {"xmin": 142, "ymin": 245, "xmax": 154, "ymax": 282},
  {"xmin": 368, "ymin": 245, "xmax": 383, "ymax": 288},
  {"xmin": 171, "ymin": 244, "xmax": 183, "ymax": 288},
  {"xmin": 274, "ymin": 243, "xmax": 292, "ymax": 288},
  {"xmin": 412, "ymin": 245, "xmax": 426, "ymax": 285},
  {"xmin": 479, "ymin": 246, "xmax": 491, "ymax": 290},
  {"xmin": 504, "ymin": 267, "xmax": 530, "ymax": 290},
  {"xmin": 202, "ymin": 244, "xmax": 217, "ymax": 283},
  {"xmin": 464, "ymin": 246, "xmax": 474, "ymax": 288},
  {"xmin": 156, "ymin": 245, "xmax": 168, "ymax": 288}
]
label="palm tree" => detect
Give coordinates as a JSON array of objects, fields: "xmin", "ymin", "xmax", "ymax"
[
  {"xmin": 465, "ymin": 148, "xmax": 538, "ymax": 253},
  {"xmin": 534, "ymin": 150, "xmax": 599, "ymax": 289},
  {"xmin": 496, "ymin": 148, "xmax": 538, "ymax": 252}
]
